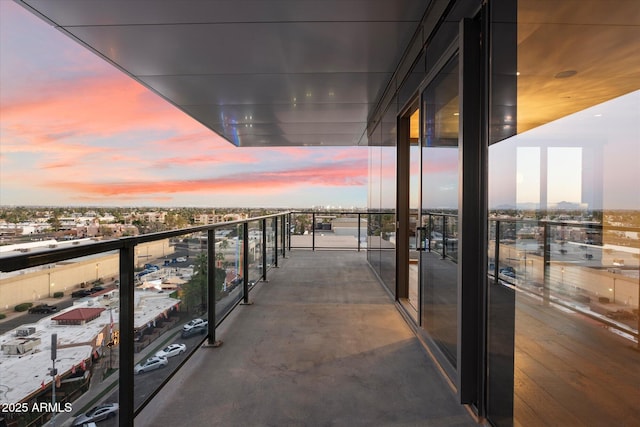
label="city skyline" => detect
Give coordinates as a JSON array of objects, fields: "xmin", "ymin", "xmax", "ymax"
[{"xmin": 0, "ymin": 2, "xmax": 368, "ymax": 208}]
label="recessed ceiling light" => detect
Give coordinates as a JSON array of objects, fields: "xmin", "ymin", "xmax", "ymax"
[
  {"xmin": 594, "ymin": 114, "xmax": 602, "ymax": 117},
  {"xmin": 516, "ymin": 72, "xmax": 521, "ymax": 76},
  {"xmin": 554, "ymin": 70, "xmax": 578, "ymax": 79},
  {"xmin": 453, "ymin": 112, "xmax": 459, "ymax": 116}
]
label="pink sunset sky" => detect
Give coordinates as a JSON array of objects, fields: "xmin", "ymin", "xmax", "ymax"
[{"xmin": 0, "ymin": 1, "xmax": 370, "ymax": 208}]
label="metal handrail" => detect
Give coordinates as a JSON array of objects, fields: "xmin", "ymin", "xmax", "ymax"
[{"xmin": 0, "ymin": 211, "xmax": 291, "ymax": 427}]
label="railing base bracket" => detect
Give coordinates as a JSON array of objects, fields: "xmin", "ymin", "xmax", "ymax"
[
  {"xmin": 203, "ymin": 340, "xmax": 223, "ymax": 348},
  {"xmin": 240, "ymin": 301, "xmax": 254, "ymax": 305}
]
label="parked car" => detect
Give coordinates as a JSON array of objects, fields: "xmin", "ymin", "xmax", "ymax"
[
  {"xmin": 28, "ymin": 304, "xmax": 58, "ymax": 314},
  {"xmin": 71, "ymin": 403, "xmax": 119, "ymax": 426},
  {"xmin": 499, "ymin": 266, "xmax": 516, "ymax": 278},
  {"xmin": 155, "ymin": 343, "xmax": 187, "ymax": 358},
  {"xmin": 72, "ymin": 289, "xmax": 93, "ymax": 298},
  {"xmin": 181, "ymin": 318, "xmax": 208, "ymax": 338},
  {"xmin": 176, "ymin": 256, "xmax": 187, "ymax": 262},
  {"xmin": 182, "ymin": 318, "xmax": 207, "ymax": 331},
  {"xmin": 90, "ymin": 285, "xmax": 105, "ymax": 293},
  {"xmin": 134, "ymin": 356, "xmax": 168, "ymax": 374}
]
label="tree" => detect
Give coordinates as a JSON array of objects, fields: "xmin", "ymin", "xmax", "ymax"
[
  {"xmin": 181, "ymin": 253, "xmax": 227, "ymax": 314},
  {"xmin": 47, "ymin": 214, "xmax": 62, "ymax": 232},
  {"xmin": 99, "ymin": 225, "xmax": 114, "ymax": 237}
]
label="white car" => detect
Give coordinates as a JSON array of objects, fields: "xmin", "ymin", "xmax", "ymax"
[
  {"xmin": 176, "ymin": 256, "xmax": 187, "ymax": 262},
  {"xmin": 155, "ymin": 343, "xmax": 187, "ymax": 358},
  {"xmin": 71, "ymin": 403, "xmax": 118, "ymax": 425},
  {"xmin": 183, "ymin": 318, "xmax": 207, "ymax": 331},
  {"xmin": 134, "ymin": 356, "xmax": 168, "ymax": 374}
]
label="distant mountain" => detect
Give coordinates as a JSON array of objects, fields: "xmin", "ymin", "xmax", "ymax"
[{"xmin": 553, "ymin": 201, "xmax": 585, "ymax": 210}]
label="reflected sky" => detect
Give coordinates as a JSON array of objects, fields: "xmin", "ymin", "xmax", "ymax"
[{"xmin": 490, "ymin": 90, "xmax": 640, "ymax": 211}]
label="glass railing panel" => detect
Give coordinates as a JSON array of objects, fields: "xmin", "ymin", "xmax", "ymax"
[
  {"xmin": 0, "ymin": 213, "xmax": 288, "ymax": 425},
  {"xmin": 430, "ymin": 214, "xmax": 445, "ymax": 257},
  {"xmin": 247, "ymin": 220, "xmax": 263, "ymax": 289},
  {"xmin": 133, "ymin": 231, "xmax": 201, "ymax": 413},
  {"xmin": 214, "ymin": 224, "xmax": 244, "ymax": 322},
  {"xmin": 277, "ymin": 215, "xmax": 285, "ymax": 257},
  {"xmin": 0, "ymin": 250, "xmax": 121, "ymax": 426},
  {"xmin": 277, "ymin": 215, "xmax": 289, "ymax": 258},
  {"xmin": 314, "ymin": 213, "xmax": 361, "ymax": 250},
  {"xmin": 290, "ymin": 212, "xmax": 313, "ymax": 249},
  {"xmin": 266, "ymin": 218, "xmax": 275, "ymax": 270},
  {"xmin": 444, "ymin": 214, "xmax": 459, "ymax": 263}
]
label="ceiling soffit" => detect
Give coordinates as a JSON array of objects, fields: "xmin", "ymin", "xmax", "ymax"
[{"xmin": 20, "ymin": 0, "xmax": 428, "ymax": 147}]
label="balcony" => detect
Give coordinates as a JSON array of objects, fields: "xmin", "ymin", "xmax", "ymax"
[
  {"xmin": 1, "ymin": 212, "xmax": 638, "ymax": 427},
  {"xmin": 0, "ymin": 212, "xmax": 475, "ymax": 427},
  {"xmin": 136, "ymin": 249, "xmax": 474, "ymax": 426}
]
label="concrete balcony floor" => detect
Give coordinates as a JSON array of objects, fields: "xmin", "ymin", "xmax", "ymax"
[{"xmin": 137, "ymin": 250, "xmax": 476, "ymax": 426}]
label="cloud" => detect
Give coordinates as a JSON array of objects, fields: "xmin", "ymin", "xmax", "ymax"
[
  {"xmin": 44, "ymin": 159, "xmax": 367, "ymax": 198},
  {"xmin": 1, "ymin": 75, "xmax": 202, "ymax": 143},
  {"xmin": 0, "ymin": 2, "xmax": 369, "ymax": 207}
]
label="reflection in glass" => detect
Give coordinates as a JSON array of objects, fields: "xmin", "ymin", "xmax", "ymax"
[
  {"xmin": 368, "ymin": 142, "xmax": 383, "ymax": 277},
  {"xmin": 215, "ymin": 224, "xmax": 245, "ymax": 321},
  {"xmin": 489, "ymin": 89, "xmax": 640, "ymax": 426},
  {"xmin": 247, "ymin": 220, "xmax": 263, "ymax": 287},
  {"xmin": 134, "ymin": 234, "xmax": 204, "ymax": 411},
  {"xmin": 420, "ymin": 56, "xmax": 459, "ymax": 368}
]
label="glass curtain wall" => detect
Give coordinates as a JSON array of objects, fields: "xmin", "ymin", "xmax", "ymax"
[
  {"xmin": 380, "ymin": 100, "xmax": 398, "ymax": 292},
  {"xmin": 421, "ymin": 56, "xmax": 460, "ymax": 368},
  {"xmin": 487, "ymin": 1, "xmax": 640, "ymax": 426},
  {"xmin": 368, "ymin": 100, "xmax": 397, "ymax": 296},
  {"xmin": 368, "ymin": 124, "xmax": 384, "ymax": 285}
]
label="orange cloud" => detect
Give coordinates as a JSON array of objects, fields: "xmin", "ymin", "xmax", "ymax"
[
  {"xmin": 1, "ymin": 73, "xmax": 205, "ymax": 148},
  {"xmin": 45, "ymin": 160, "xmax": 367, "ymax": 198}
]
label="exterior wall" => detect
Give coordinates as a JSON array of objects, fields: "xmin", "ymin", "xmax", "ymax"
[
  {"xmin": 0, "ymin": 241, "xmax": 172, "ymax": 309},
  {"xmin": 0, "ymin": 254, "xmax": 118, "ymax": 309},
  {"xmin": 133, "ymin": 240, "xmax": 173, "ymax": 268}
]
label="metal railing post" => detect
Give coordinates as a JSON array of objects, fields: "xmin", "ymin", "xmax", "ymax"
[
  {"xmin": 243, "ymin": 222, "xmax": 250, "ymax": 304},
  {"xmin": 543, "ymin": 221, "xmax": 551, "ymax": 306},
  {"xmin": 357, "ymin": 213, "xmax": 361, "ymax": 252},
  {"xmin": 262, "ymin": 218, "xmax": 267, "ymax": 281},
  {"xmin": 494, "ymin": 220, "xmax": 500, "ymax": 286},
  {"xmin": 274, "ymin": 216, "xmax": 279, "ymax": 267},
  {"xmin": 442, "ymin": 215, "xmax": 447, "ymax": 260},
  {"xmin": 288, "ymin": 213, "xmax": 292, "ymax": 251},
  {"xmin": 282, "ymin": 214, "xmax": 287, "ymax": 258},
  {"xmin": 119, "ymin": 241, "xmax": 135, "ymax": 427},
  {"xmin": 428, "ymin": 214, "xmax": 433, "ymax": 252},
  {"xmin": 207, "ymin": 229, "xmax": 219, "ymax": 346},
  {"xmin": 312, "ymin": 212, "xmax": 316, "ymax": 251}
]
